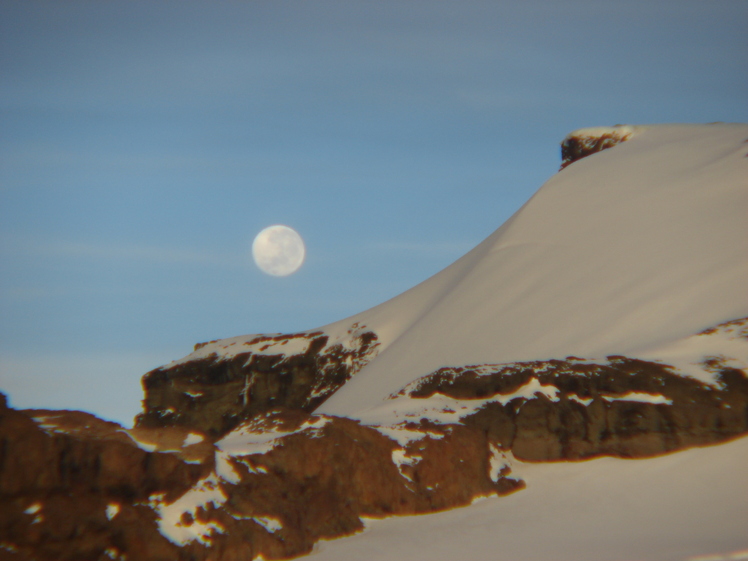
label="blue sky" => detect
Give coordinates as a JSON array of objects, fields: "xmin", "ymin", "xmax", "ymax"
[{"xmin": 1, "ymin": 0, "xmax": 746, "ymax": 424}]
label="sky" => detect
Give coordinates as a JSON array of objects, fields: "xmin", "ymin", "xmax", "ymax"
[{"xmin": 1, "ymin": 0, "xmax": 747, "ymax": 425}]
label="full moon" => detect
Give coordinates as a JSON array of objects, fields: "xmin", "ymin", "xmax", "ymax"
[{"xmin": 252, "ymin": 225, "xmax": 306, "ymax": 277}]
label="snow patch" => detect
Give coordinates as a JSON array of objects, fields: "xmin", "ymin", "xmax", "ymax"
[
  {"xmin": 254, "ymin": 516, "xmax": 283, "ymax": 534},
  {"xmin": 374, "ymin": 424, "xmax": 445, "ymax": 448},
  {"xmin": 165, "ymin": 332, "xmax": 318, "ymax": 368},
  {"xmin": 234, "ymin": 457, "xmax": 269, "ymax": 475},
  {"xmin": 504, "ymin": 377, "xmax": 560, "ymax": 403},
  {"xmin": 215, "ymin": 452, "xmax": 242, "ymax": 484},
  {"xmin": 106, "ymin": 503, "xmax": 120, "ymax": 521},
  {"xmin": 391, "ymin": 449, "xmax": 422, "ymax": 482},
  {"xmin": 360, "ymin": 377, "xmax": 560, "ymax": 432},
  {"xmin": 634, "ymin": 317, "xmax": 748, "ymax": 387},
  {"xmin": 217, "ymin": 423, "xmax": 290, "ymax": 457},
  {"xmin": 148, "ymin": 474, "xmax": 227, "ymax": 546},
  {"xmin": 123, "ymin": 432, "xmax": 159, "ymax": 452},
  {"xmin": 104, "ymin": 547, "xmax": 126, "ymax": 560},
  {"xmin": 217, "ymin": 416, "xmax": 331, "ymax": 459},
  {"xmin": 162, "ymin": 321, "xmax": 378, "ymax": 374},
  {"xmin": 488, "ymin": 445, "xmax": 511, "ymax": 483},
  {"xmin": 24, "ymin": 503, "xmax": 41, "ymax": 515},
  {"xmin": 24, "ymin": 502, "xmax": 43, "ymax": 524},
  {"xmin": 183, "ymin": 432, "xmax": 204, "ymax": 446},
  {"xmin": 602, "ymin": 392, "xmax": 672, "ymax": 405},
  {"xmin": 227, "ymin": 511, "xmax": 284, "ymax": 533},
  {"xmin": 568, "ymin": 394, "xmax": 594, "ymax": 406},
  {"xmin": 29, "ymin": 415, "xmax": 65, "ymax": 434},
  {"xmin": 565, "ymin": 125, "xmax": 641, "ymax": 142}
]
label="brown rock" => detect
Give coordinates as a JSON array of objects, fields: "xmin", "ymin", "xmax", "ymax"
[
  {"xmin": 560, "ymin": 127, "xmax": 633, "ymax": 169},
  {"xmin": 137, "ymin": 330, "xmax": 379, "ymax": 437},
  {"xmin": 0, "ymin": 395, "xmax": 207, "ymax": 561}
]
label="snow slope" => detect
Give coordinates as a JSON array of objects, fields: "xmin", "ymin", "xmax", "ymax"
[
  {"xmin": 318, "ymin": 123, "xmax": 748, "ymax": 417},
  {"xmin": 311, "ymin": 435, "xmax": 748, "ymax": 561}
]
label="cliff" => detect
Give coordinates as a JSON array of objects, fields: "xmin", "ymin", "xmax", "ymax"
[{"xmin": 136, "ymin": 325, "xmax": 379, "ymax": 436}]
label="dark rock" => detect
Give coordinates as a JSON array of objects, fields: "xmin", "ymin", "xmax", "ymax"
[
  {"xmin": 560, "ymin": 126, "xmax": 633, "ymax": 169},
  {"xmin": 0, "ymin": 397, "xmax": 523, "ymax": 561},
  {"xmin": 414, "ymin": 357, "xmax": 748, "ymax": 461},
  {"xmin": 136, "ymin": 329, "xmax": 379, "ymax": 437},
  {"xmin": 0, "ymin": 396, "xmax": 207, "ymax": 561}
]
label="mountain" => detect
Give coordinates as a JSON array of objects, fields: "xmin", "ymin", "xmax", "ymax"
[{"xmin": 2, "ymin": 123, "xmax": 747, "ymax": 561}]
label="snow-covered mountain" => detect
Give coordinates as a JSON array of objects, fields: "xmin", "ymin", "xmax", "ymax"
[
  {"xmin": 320, "ymin": 123, "xmax": 748, "ymax": 415},
  {"xmin": 2, "ymin": 123, "xmax": 747, "ymax": 561},
  {"xmin": 137, "ymin": 123, "xmax": 748, "ymax": 431}
]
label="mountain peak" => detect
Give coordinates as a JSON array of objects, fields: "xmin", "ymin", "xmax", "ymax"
[{"xmin": 560, "ymin": 124, "xmax": 640, "ymax": 168}]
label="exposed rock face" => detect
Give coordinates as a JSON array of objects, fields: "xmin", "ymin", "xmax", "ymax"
[
  {"xmin": 173, "ymin": 410, "xmax": 521, "ymax": 560},
  {"xmin": 0, "ymin": 398, "xmax": 521, "ymax": 561},
  {"xmin": 0, "ymin": 395, "xmax": 208, "ymax": 561},
  {"xmin": 137, "ymin": 324, "xmax": 379, "ymax": 436},
  {"xmin": 402, "ymin": 356, "xmax": 748, "ymax": 461},
  {"xmin": 560, "ymin": 125, "xmax": 637, "ymax": 169}
]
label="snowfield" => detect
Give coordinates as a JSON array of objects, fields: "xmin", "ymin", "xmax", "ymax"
[
  {"xmin": 311, "ymin": 435, "xmax": 748, "ymax": 561},
  {"xmin": 317, "ymin": 123, "xmax": 748, "ymax": 418}
]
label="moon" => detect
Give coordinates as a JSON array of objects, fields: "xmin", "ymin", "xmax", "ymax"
[{"xmin": 252, "ymin": 225, "xmax": 306, "ymax": 277}]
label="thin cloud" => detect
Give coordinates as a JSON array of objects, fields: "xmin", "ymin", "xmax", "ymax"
[
  {"xmin": 2, "ymin": 238, "xmax": 242, "ymax": 267},
  {"xmin": 369, "ymin": 240, "xmax": 473, "ymax": 255}
]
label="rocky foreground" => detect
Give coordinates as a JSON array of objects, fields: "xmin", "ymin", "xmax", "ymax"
[{"xmin": 1, "ymin": 316, "xmax": 747, "ymax": 561}]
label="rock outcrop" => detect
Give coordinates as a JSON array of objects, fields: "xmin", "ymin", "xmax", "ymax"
[
  {"xmin": 560, "ymin": 125, "xmax": 637, "ymax": 169},
  {"xmin": 404, "ymin": 356, "xmax": 748, "ymax": 461},
  {"xmin": 136, "ymin": 323, "xmax": 379, "ymax": 436},
  {"xmin": 0, "ymin": 395, "xmax": 208, "ymax": 561},
  {"xmin": 0, "ymin": 397, "xmax": 521, "ymax": 561}
]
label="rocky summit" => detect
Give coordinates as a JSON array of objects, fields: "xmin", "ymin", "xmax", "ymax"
[{"xmin": 2, "ymin": 124, "xmax": 747, "ymax": 561}]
